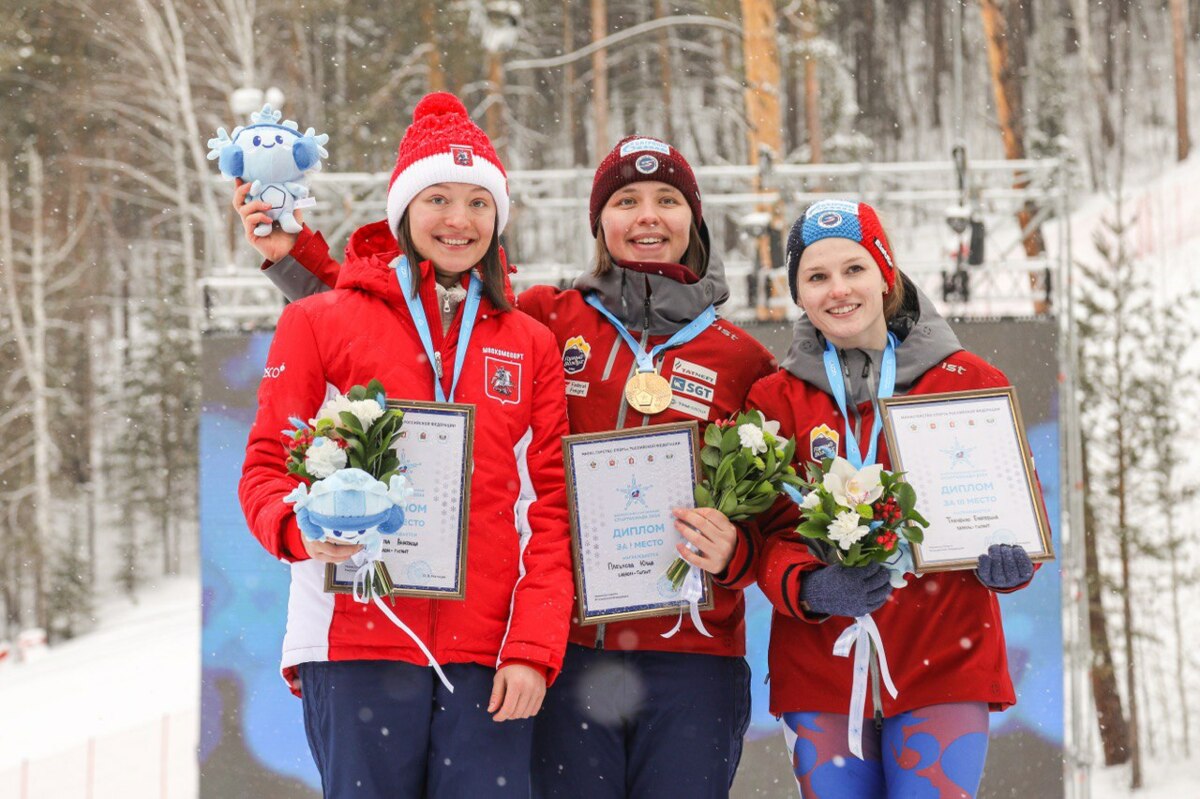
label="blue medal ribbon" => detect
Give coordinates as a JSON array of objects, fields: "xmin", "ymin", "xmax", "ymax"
[
  {"xmin": 822, "ymin": 333, "xmax": 897, "ymax": 469},
  {"xmin": 583, "ymin": 292, "xmax": 716, "ymax": 373},
  {"xmin": 394, "ymin": 255, "xmax": 482, "ymax": 403}
]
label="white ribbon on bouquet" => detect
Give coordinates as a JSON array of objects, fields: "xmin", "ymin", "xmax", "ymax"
[
  {"xmin": 833, "ymin": 612, "xmax": 898, "ymax": 759},
  {"xmin": 661, "ymin": 544, "xmax": 713, "ymax": 640},
  {"xmin": 345, "ymin": 549, "xmax": 455, "ymax": 693}
]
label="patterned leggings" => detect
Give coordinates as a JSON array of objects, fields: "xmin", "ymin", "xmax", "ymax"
[{"xmin": 781, "ymin": 703, "xmax": 990, "ymax": 799}]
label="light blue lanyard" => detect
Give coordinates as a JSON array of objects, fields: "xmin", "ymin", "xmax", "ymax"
[
  {"xmin": 822, "ymin": 333, "xmax": 898, "ymax": 469},
  {"xmin": 583, "ymin": 293, "xmax": 716, "ymax": 373},
  {"xmin": 393, "ymin": 255, "xmax": 481, "ymax": 403}
]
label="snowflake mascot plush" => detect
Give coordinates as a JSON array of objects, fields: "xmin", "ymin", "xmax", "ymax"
[{"xmin": 207, "ymin": 105, "xmax": 329, "ymax": 236}]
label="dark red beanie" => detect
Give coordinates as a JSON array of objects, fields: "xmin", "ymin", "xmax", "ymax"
[{"xmin": 589, "ymin": 136, "xmax": 702, "ymax": 235}]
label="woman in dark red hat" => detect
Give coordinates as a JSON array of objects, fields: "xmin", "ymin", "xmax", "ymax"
[
  {"xmin": 238, "ymin": 132, "xmax": 776, "ymax": 797},
  {"xmin": 747, "ymin": 199, "xmax": 1040, "ymax": 798}
]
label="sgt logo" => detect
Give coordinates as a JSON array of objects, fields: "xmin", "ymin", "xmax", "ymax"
[
  {"xmin": 450, "ymin": 144, "xmax": 474, "ymax": 167},
  {"xmin": 669, "ymin": 375, "xmax": 714, "ymax": 403},
  {"xmin": 263, "ymin": 363, "xmax": 286, "ymax": 379},
  {"xmin": 810, "ymin": 424, "xmax": 839, "ymax": 462},
  {"xmin": 562, "ymin": 335, "xmax": 591, "ymax": 374},
  {"xmin": 485, "ymin": 355, "xmax": 522, "ymax": 405}
]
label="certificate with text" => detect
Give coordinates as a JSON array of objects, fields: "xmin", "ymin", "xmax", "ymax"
[
  {"xmin": 326, "ymin": 400, "xmax": 474, "ymax": 599},
  {"xmin": 563, "ymin": 422, "xmax": 713, "ymax": 625},
  {"xmin": 880, "ymin": 387, "xmax": 1054, "ymax": 572}
]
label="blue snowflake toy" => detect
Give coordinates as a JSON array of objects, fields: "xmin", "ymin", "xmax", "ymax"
[
  {"xmin": 207, "ymin": 105, "xmax": 329, "ymax": 236},
  {"xmin": 284, "ymin": 468, "xmax": 410, "ymax": 560}
]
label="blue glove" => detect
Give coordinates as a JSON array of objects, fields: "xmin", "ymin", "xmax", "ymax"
[
  {"xmin": 800, "ymin": 563, "xmax": 893, "ymax": 618},
  {"xmin": 975, "ymin": 544, "xmax": 1034, "ymax": 589}
]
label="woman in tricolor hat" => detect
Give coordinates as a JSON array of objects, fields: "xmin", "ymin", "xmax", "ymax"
[
  {"xmin": 238, "ymin": 93, "xmax": 574, "ymax": 797},
  {"xmin": 746, "ymin": 199, "xmax": 1040, "ymax": 797}
]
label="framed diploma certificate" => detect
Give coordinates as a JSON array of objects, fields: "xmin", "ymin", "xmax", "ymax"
[
  {"xmin": 563, "ymin": 422, "xmax": 714, "ymax": 625},
  {"xmin": 325, "ymin": 400, "xmax": 474, "ymax": 599},
  {"xmin": 879, "ymin": 387, "xmax": 1054, "ymax": 572}
]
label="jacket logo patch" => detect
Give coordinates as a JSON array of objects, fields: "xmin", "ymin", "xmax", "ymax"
[
  {"xmin": 562, "ymin": 335, "xmax": 591, "ymax": 374},
  {"xmin": 669, "ymin": 376, "xmax": 714, "ymax": 403},
  {"xmin": 669, "ymin": 394, "xmax": 710, "ymax": 420},
  {"xmin": 810, "ymin": 424, "xmax": 839, "ymax": 462},
  {"xmin": 670, "ymin": 357, "xmax": 717, "ymax": 386},
  {"xmin": 485, "ymin": 356, "xmax": 521, "ymax": 405},
  {"xmin": 263, "ymin": 363, "xmax": 286, "ymax": 379}
]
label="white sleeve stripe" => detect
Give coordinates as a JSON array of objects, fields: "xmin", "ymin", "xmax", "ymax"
[{"xmin": 497, "ymin": 426, "xmax": 535, "ymax": 666}]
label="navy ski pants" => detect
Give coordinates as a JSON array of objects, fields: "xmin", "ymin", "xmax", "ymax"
[
  {"xmin": 531, "ymin": 644, "xmax": 752, "ymax": 798},
  {"xmin": 296, "ymin": 659, "xmax": 532, "ymax": 797}
]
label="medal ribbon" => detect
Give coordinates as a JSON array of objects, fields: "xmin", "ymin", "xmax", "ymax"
[
  {"xmin": 584, "ymin": 293, "xmax": 716, "ymax": 373},
  {"xmin": 822, "ymin": 333, "xmax": 898, "ymax": 470},
  {"xmin": 394, "ymin": 255, "xmax": 482, "ymax": 403},
  {"xmin": 820, "ymin": 333, "xmax": 901, "ymax": 758}
]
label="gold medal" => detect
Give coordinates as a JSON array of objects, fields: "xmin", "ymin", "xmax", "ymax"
[{"xmin": 624, "ymin": 371, "xmax": 673, "ymax": 415}]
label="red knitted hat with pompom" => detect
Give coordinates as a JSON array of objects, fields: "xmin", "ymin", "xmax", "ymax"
[{"xmin": 385, "ymin": 93, "xmax": 509, "ymax": 236}]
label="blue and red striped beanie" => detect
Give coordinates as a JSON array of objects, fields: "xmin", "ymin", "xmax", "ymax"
[{"xmin": 785, "ymin": 199, "xmax": 897, "ymax": 300}]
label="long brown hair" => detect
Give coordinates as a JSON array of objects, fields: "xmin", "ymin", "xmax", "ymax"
[
  {"xmin": 591, "ymin": 220, "xmax": 708, "ymax": 278},
  {"xmin": 394, "ymin": 212, "xmax": 512, "ymax": 311}
]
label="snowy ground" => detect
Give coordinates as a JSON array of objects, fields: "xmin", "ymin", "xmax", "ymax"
[{"xmin": 0, "ymin": 576, "xmax": 199, "ymax": 799}]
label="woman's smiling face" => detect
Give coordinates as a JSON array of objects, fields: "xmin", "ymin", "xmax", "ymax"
[
  {"xmin": 599, "ymin": 181, "xmax": 692, "ymax": 265},
  {"xmin": 795, "ymin": 237, "xmax": 888, "ymax": 350}
]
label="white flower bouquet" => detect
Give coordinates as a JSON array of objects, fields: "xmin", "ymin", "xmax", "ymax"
[
  {"xmin": 665, "ymin": 410, "xmax": 806, "ymax": 589},
  {"xmin": 794, "ymin": 457, "xmax": 929, "ymax": 585}
]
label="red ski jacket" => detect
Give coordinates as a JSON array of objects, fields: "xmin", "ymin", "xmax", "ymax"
[
  {"xmin": 747, "ymin": 280, "xmax": 1039, "ymax": 716},
  {"xmin": 240, "ymin": 221, "xmax": 573, "ymax": 695}
]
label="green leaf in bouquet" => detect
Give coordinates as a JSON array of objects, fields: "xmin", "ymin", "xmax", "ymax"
[
  {"xmin": 907, "ymin": 509, "xmax": 930, "ymax": 527},
  {"xmin": 700, "ymin": 447, "xmax": 722, "ymax": 470},
  {"xmin": 338, "ymin": 411, "xmax": 365, "ymax": 435},
  {"xmin": 805, "ymin": 462, "xmax": 824, "ymax": 483},
  {"xmin": 845, "ymin": 541, "xmax": 864, "ymax": 563},
  {"xmin": 732, "ymin": 457, "xmax": 750, "ymax": 481},
  {"xmin": 820, "ymin": 493, "xmax": 839, "ymax": 517},
  {"xmin": 781, "ymin": 472, "xmax": 807, "ymax": 488},
  {"xmin": 780, "ymin": 437, "xmax": 796, "ymax": 466},
  {"xmin": 764, "ymin": 445, "xmax": 777, "ymax": 473},
  {"xmin": 704, "ymin": 423, "xmax": 725, "ymax": 447},
  {"xmin": 904, "ymin": 524, "xmax": 924, "ymax": 544},
  {"xmin": 856, "ymin": 503, "xmax": 874, "ymax": 519},
  {"xmin": 797, "ymin": 520, "xmax": 827, "ymax": 539},
  {"xmin": 805, "ymin": 511, "xmax": 831, "ymax": 525},
  {"xmin": 895, "ymin": 481, "xmax": 916, "ymax": 514},
  {"xmin": 714, "ymin": 458, "xmax": 735, "ymax": 490},
  {"xmin": 366, "ymin": 379, "xmax": 386, "ymax": 398},
  {"xmin": 694, "ymin": 482, "xmax": 716, "ymax": 509},
  {"xmin": 720, "ymin": 426, "xmax": 740, "ymax": 456},
  {"xmin": 754, "ymin": 480, "xmax": 775, "ymax": 496},
  {"xmin": 717, "ymin": 491, "xmax": 738, "ymax": 516},
  {"xmin": 347, "ymin": 384, "xmax": 367, "ymax": 401}
]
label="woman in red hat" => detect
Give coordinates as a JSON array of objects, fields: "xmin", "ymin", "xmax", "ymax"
[
  {"xmin": 238, "ymin": 93, "xmax": 574, "ymax": 797},
  {"xmin": 238, "ymin": 133, "xmax": 776, "ymax": 797},
  {"xmin": 746, "ymin": 199, "xmax": 1040, "ymax": 798}
]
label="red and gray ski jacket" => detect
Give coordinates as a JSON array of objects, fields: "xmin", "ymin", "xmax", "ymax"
[{"xmin": 747, "ymin": 278, "xmax": 1039, "ymax": 716}]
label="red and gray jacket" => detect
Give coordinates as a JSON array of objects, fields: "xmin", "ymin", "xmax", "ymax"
[
  {"xmin": 264, "ymin": 226, "xmax": 777, "ymax": 658},
  {"xmin": 240, "ymin": 220, "xmax": 573, "ymax": 695},
  {"xmin": 746, "ymin": 277, "xmax": 1038, "ymax": 716}
]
